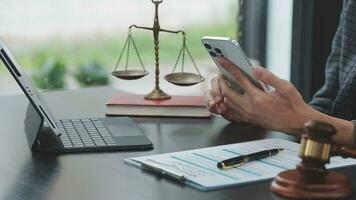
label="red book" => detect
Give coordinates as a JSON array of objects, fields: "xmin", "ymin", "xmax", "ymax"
[{"xmin": 106, "ymin": 92, "xmax": 211, "ymax": 118}]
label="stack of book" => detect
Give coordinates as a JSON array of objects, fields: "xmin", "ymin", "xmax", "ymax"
[{"xmin": 106, "ymin": 92, "xmax": 211, "ymax": 118}]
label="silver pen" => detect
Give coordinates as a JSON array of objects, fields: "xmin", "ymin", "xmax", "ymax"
[{"xmin": 141, "ymin": 162, "xmax": 186, "ymax": 182}]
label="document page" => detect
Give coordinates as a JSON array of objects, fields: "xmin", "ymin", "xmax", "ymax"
[{"xmin": 126, "ymin": 139, "xmax": 356, "ymax": 190}]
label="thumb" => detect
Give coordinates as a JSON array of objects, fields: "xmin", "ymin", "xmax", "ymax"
[{"xmin": 252, "ymin": 66, "xmax": 284, "ymax": 89}]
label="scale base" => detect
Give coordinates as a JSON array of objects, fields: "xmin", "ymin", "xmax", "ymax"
[
  {"xmin": 144, "ymin": 88, "xmax": 171, "ymax": 100},
  {"xmin": 271, "ymin": 170, "xmax": 352, "ymax": 199}
]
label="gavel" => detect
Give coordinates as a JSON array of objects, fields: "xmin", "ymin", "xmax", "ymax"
[{"xmin": 271, "ymin": 120, "xmax": 354, "ymax": 199}]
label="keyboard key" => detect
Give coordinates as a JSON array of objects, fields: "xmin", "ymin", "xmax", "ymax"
[
  {"xmin": 92, "ymin": 136, "xmax": 103, "ymax": 141},
  {"xmin": 71, "ymin": 140, "xmax": 82, "ymax": 144},
  {"xmin": 84, "ymin": 142, "xmax": 95, "ymax": 147},
  {"xmin": 81, "ymin": 136, "xmax": 92, "ymax": 140},
  {"xmin": 57, "ymin": 118, "xmax": 119, "ymax": 149},
  {"xmin": 73, "ymin": 144, "xmax": 84, "ymax": 148},
  {"xmin": 94, "ymin": 141, "xmax": 106, "ymax": 146},
  {"xmin": 61, "ymin": 138, "xmax": 71, "ymax": 143},
  {"xmin": 97, "ymin": 128, "xmax": 110, "ymax": 135},
  {"xmin": 62, "ymin": 141, "xmax": 72, "ymax": 146},
  {"xmin": 105, "ymin": 140, "xmax": 115, "ymax": 145},
  {"xmin": 92, "ymin": 137, "xmax": 104, "ymax": 142},
  {"xmin": 71, "ymin": 137, "xmax": 81, "ymax": 141},
  {"xmin": 85, "ymin": 144, "xmax": 95, "ymax": 148},
  {"xmin": 91, "ymin": 135, "xmax": 102, "ymax": 139}
]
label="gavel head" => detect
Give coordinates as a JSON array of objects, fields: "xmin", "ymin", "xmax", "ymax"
[
  {"xmin": 270, "ymin": 120, "xmax": 352, "ymax": 199},
  {"xmin": 297, "ymin": 120, "xmax": 336, "ymax": 182}
]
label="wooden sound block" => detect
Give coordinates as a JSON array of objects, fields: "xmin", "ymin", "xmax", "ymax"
[{"xmin": 271, "ymin": 170, "xmax": 352, "ymax": 199}]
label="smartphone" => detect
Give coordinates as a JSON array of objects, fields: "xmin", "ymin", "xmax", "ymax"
[{"xmin": 202, "ymin": 36, "xmax": 268, "ymax": 93}]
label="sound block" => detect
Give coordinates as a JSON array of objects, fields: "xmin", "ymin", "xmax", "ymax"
[{"xmin": 271, "ymin": 170, "xmax": 352, "ymax": 199}]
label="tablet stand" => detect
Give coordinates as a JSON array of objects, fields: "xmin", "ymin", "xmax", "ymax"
[{"xmin": 24, "ymin": 103, "xmax": 62, "ymax": 152}]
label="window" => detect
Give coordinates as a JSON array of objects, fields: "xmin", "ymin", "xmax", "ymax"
[
  {"xmin": 0, "ymin": 0, "xmax": 238, "ymax": 95},
  {"xmin": 240, "ymin": 0, "xmax": 293, "ymax": 81},
  {"xmin": 266, "ymin": 0, "xmax": 293, "ymax": 81},
  {"xmin": 240, "ymin": 0, "xmax": 342, "ymax": 101}
]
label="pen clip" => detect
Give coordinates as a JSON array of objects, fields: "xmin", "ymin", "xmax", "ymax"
[{"xmin": 141, "ymin": 162, "xmax": 186, "ymax": 182}]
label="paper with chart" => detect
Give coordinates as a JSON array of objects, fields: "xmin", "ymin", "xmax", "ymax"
[{"xmin": 125, "ymin": 138, "xmax": 356, "ymax": 190}]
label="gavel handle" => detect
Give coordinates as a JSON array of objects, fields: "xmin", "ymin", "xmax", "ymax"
[{"xmin": 332, "ymin": 146, "xmax": 356, "ymax": 158}]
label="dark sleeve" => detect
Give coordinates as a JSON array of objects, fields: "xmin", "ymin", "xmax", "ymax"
[{"xmin": 309, "ymin": 5, "xmax": 345, "ymax": 115}]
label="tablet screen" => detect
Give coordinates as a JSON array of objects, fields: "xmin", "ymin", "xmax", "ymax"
[{"xmin": 0, "ymin": 39, "xmax": 61, "ymax": 137}]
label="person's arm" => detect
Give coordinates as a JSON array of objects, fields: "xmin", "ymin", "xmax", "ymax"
[
  {"xmin": 309, "ymin": 2, "xmax": 345, "ymax": 114},
  {"xmin": 309, "ymin": 30, "xmax": 341, "ymax": 115},
  {"xmin": 309, "ymin": 61, "xmax": 340, "ymax": 115},
  {"xmin": 206, "ymin": 58, "xmax": 356, "ymax": 148},
  {"xmin": 313, "ymin": 112, "xmax": 354, "ymax": 147}
]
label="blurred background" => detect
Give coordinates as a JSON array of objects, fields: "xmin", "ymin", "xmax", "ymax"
[
  {"xmin": 0, "ymin": 0, "xmax": 237, "ymax": 95},
  {"xmin": 0, "ymin": 0, "xmax": 344, "ymax": 101}
]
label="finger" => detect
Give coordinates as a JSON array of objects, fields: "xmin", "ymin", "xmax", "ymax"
[
  {"xmin": 218, "ymin": 75, "xmax": 245, "ymax": 103},
  {"xmin": 206, "ymin": 100, "xmax": 220, "ymax": 114},
  {"xmin": 210, "ymin": 76, "xmax": 218, "ymax": 87},
  {"xmin": 206, "ymin": 96, "xmax": 227, "ymax": 115},
  {"xmin": 204, "ymin": 90, "xmax": 214, "ymax": 105},
  {"xmin": 217, "ymin": 57, "xmax": 255, "ymax": 92},
  {"xmin": 252, "ymin": 66, "xmax": 284, "ymax": 90},
  {"xmin": 207, "ymin": 96, "xmax": 231, "ymax": 116},
  {"xmin": 210, "ymin": 90, "xmax": 223, "ymax": 104},
  {"xmin": 210, "ymin": 76, "xmax": 223, "ymax": 103},
  {"xmin": 213, "ymin": 98, "xmax": 245, "ymax": 123},
  {"xmin": 204, "ymin": 90, "xmax": 215, "ymax": 109},
  {"xmin": 215, "ymin": 101, "xmax": 227, "ymax": 114}
]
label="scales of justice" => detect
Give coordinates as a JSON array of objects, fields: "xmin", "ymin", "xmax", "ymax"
[{"xmin": 111, "ymin": 0, "xmax": 205, "ymax": 100}]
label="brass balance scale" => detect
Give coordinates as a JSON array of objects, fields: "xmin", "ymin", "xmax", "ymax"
[{"xmin": 111, "ymin": 0, "xmax": 204, "ymax": 100}]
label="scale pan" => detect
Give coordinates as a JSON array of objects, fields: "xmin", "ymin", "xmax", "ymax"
[
  {"xmin": 164, "ymin": 72, "xmax": 204, "ymax": 86},
  {"xmin": 111, "ymin": 70, "xmax": 149, "ymax": 80}
]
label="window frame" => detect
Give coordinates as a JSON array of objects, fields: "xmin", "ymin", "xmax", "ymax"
[
  {"xmin": 239, "ymin": 0, "xmax": 343, "ymax": 101},
  {"xmin": 291, "ymin": 0, "xmax": 342, "ymax": 101},
  {"xmin": 239, "ymin": 0, "xmax": 268, "ymax": 66}
]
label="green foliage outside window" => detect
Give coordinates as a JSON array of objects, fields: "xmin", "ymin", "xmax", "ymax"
[
  {"xmin": 32, "ymin": 58, "xmax": 67, "ymax": 89},
  {"xmin": 74, "ymin": 60, "xmax": 109, "ymax": 87},
  {"xmin": 24, "ymin": 23, "xmax": 236, "ymax": 90}
]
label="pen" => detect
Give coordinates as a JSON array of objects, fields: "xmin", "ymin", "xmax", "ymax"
[
  {"xmin": 217, "ymin": 148, "xmax": 284, "ymax": 170},
  {"xmin": 141, "ymin": 162, "xmax": 186, "ymax": 182}
]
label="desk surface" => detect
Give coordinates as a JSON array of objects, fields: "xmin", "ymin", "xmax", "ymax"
[{"xmin": 0, "ymin": 86, "xmax": 355, "ymax": 200}]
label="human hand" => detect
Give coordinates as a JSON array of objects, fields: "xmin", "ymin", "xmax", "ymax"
[
  {"xmin": 207, "ymin": 58, "xmax": 320, "ymax": 135},
  {"xmin": 205, "ymin": 74, "xmax": 245, "ymax": 122}
]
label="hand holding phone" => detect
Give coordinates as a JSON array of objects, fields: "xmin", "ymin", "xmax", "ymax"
[{"xmin": 202, "ymin": 36, "xmax": 268, "ymax": 93}]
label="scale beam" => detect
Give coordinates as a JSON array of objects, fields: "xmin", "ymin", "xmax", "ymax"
[
  {"xmin": 130, "ymin": 25, "xmax": 185, "ymax": 37},
  {"xmin": 129, "ymin": 25, "xmax": 153, "ymax": 32},
  {"xmin": 112, "ymin": 0, "xmax": 204, "ymax": 100},
  {"xmin": 159, "ymin": 29, "xmax": 185, "ymax": 35}
]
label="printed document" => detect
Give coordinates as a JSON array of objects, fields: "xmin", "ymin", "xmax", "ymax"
[{"xmin": 125, "ymin": 138, "xmax": 356, "ymax": 191}]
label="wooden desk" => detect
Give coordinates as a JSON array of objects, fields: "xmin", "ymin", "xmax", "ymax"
[{"xmin": 0, "ymin": 87, "xmax": 355, "ymax": 200}]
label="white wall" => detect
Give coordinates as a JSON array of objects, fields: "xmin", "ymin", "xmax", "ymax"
[{"xmin": 266, "ymin": 0, "xmax": 293, "ymax": 81}]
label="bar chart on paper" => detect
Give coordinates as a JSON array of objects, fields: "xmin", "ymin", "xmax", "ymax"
[{"xmin": 125, "ymin": 138, "xmax": 356, "ymax": 191}]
